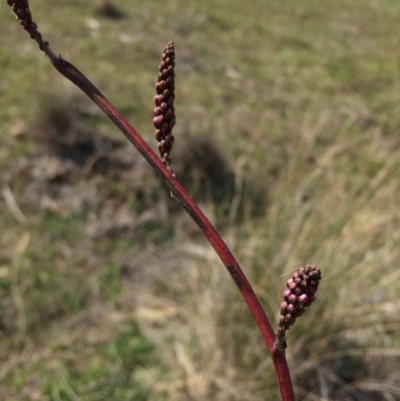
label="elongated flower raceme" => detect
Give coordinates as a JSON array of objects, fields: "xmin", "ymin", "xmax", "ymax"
[
  {"xmin": 7, "ymin": 0, "xmax": 47, "ymax": 46},
  {"xmin": 275, "ymin": 265, "xmax": 321, "ymax": 350},
  {"xmin": 6, "ymin": 0, "xmax": 57, "ymax": 60},
  {"xmin": 153, "ymin": 42, "xmax": 176, "ymax": 172}
]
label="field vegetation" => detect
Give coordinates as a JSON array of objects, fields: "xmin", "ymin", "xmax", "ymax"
[{"xmin": 1, "ymin": 0, "xmax": 400, "ymax": 400}]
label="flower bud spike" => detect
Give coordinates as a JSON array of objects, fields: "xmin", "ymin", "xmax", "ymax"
[
  {"xmin": 5, "ymin": 0, "xmax": 57, "ymax": 61},
  {"xmin": 153, "ymin": 41, "xmax": 176, "ymax": 175},
  {"xmin": 274, "ymin": 265, "xmax": 321, "ymax": 351}
]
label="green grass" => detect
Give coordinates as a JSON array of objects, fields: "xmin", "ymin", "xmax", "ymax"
[{"xmin": 1, "ymin": 0, "xmax": 400, "ymax": 400}]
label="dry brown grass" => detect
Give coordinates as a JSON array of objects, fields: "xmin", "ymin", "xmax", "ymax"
[{"xmin": 132, "ymin": 113, "xmax": 400, "ymax": 400}]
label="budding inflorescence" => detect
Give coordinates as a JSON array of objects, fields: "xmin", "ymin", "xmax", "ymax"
[
  {"xmin": 153, "ymin": 41, "xmax": 176, "ymax": 172},
  {"xmin": 275, "ymin": 265, "xmax": 321, "ymax": 351},
  {"xmin": 6, "ymin": 0, "xmax": 50, "ymax": 51}
]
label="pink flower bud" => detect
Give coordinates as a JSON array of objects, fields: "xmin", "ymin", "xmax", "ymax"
[
  {"xmin": 160, "ymin": 102, "xmax": 168, "ymax": 113},
  {"xmin": 298, "ymin": 294, "xmax": 308, "ymax": 304},
  {"xmin": 161, "ymin": 123, "xmax": 169, "ymax": 135},
  {"xmin": 305, "ymin": 294, "xmax": 315, "ymax": 306},
  {"xmin": 287, "ymin": 278, "xmax": 297, "ymax": 291},
  {"xmin": 283, "ymin": 289, "xmax": 292, "ymax": 301},
  {"xmin": 153, "ymin": 115, "xmax": 164, "ymax": 127},
  {"xmin": 276, "ymin": 265, "xmax": 321, "ymax": 345},
  {"xmin": 165, "ymin": 109, "xmax": 173, "ymax": 121},
  {"xmin": 284, "ymin": 314, "xmax": 295, "ymax": 325},
  {"xmin": 294, "ymin": 287, "xmax": 302, "ymax": 295},
  {"xmin": 154, "ymin": 130, "xmax": 162, "ymax": 141}
]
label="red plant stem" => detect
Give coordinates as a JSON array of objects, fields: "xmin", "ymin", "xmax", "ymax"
[{"xmin": 51, "ymin": 56, "xmax": 295, "ymax": 401}]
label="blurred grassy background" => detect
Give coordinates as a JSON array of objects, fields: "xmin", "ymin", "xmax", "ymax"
[{"xmin": 1, "ymin": 0, "xmax": 400, "ymax": 400}]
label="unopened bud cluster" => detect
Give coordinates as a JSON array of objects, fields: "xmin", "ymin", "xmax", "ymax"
[
  {"xmin": 275, "ymin": 265, "xmax": 321, "ymax": 350},
  {"xmin": 6, "ymin": 0, "xmax": 47, "ymax": 47},
  {"xmin": 153, "ymin": 41, "xmax": 176, "ymax": 170}
]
